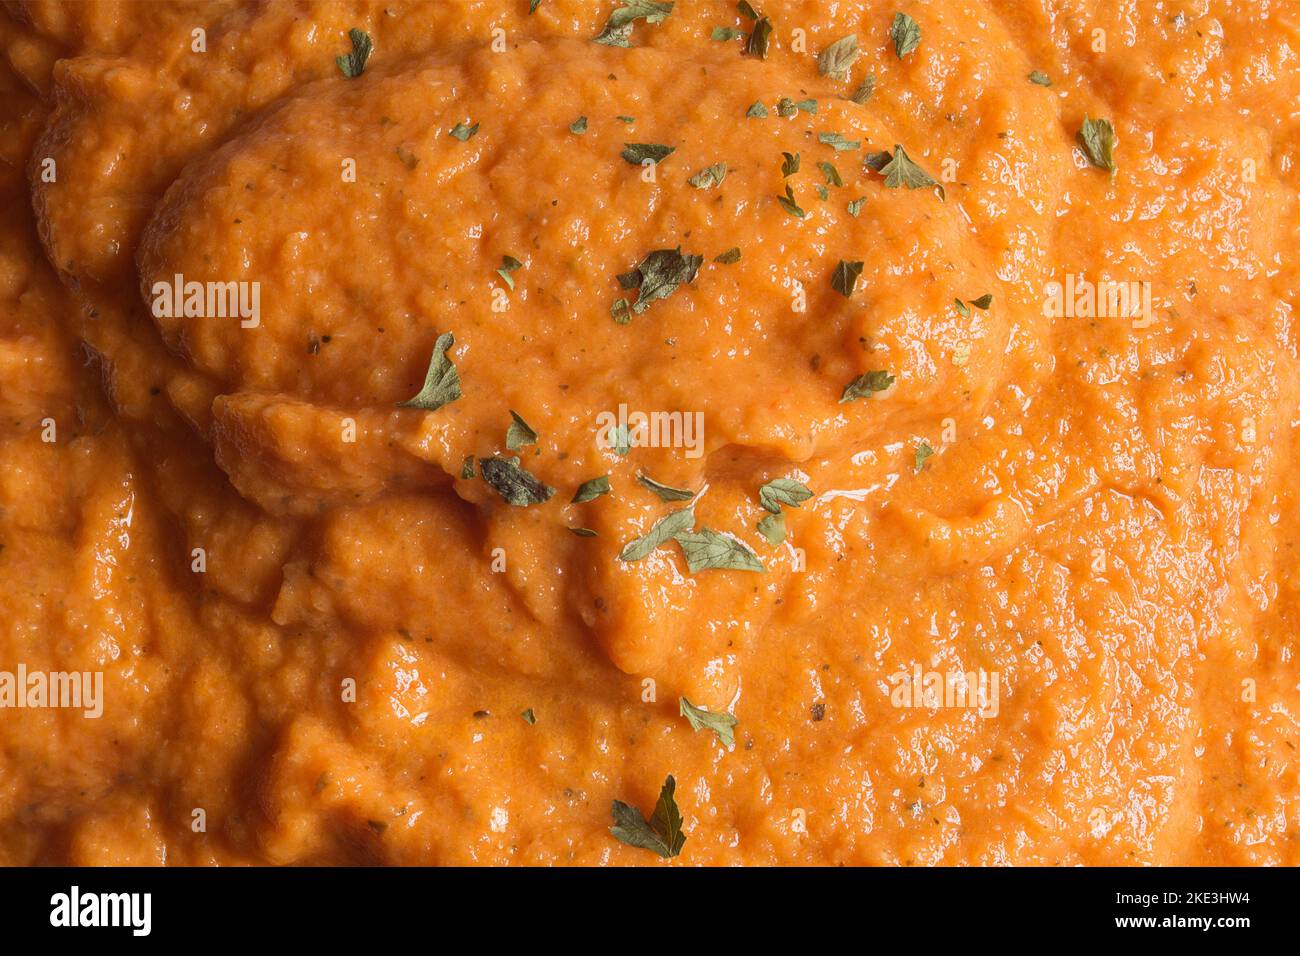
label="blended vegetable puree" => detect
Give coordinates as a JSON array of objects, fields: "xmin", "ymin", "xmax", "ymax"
[{"xmin": 0, "ymin": 0, "xmax": 1297, "ymax": 865}]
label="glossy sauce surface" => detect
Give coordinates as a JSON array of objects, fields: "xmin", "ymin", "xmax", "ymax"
[{"xmin": 0, "ymin": 0, "xmax": 1297, "ymax": 864}]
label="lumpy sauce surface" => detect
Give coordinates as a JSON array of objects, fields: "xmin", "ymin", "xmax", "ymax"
[{"xmin": 0, "ymin": 0, "xmax": 1297, "ymax": 864}]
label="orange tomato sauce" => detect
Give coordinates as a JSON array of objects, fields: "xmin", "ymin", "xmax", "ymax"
[{"xmin": 0, "ymin": 0, "xmax": 1298, "ymax": 864}]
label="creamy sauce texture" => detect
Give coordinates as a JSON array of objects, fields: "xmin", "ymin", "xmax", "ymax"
[{"xmin": 0, "ymin": 0, "xmax": 1298, "ymax": 864}]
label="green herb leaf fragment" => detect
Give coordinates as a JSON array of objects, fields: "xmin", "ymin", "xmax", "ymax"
[
  {"xmin": 572, "ymin": 475, "xmax": 612, "ymax": 503},
  {"xmin": 505, "ymin": 410, "xmax": 538, "ymax": 450},
  {"xmin": 818, "ymin": 132, "xmax": 860, "ymax": 151},
  {"xmin": 1078, "ymin": 116, "xmax": 1116, "ymax": 173},
  {"xmin": 818, "ymin": 34, "xmax": 860, "ymax": 81},
  {"xmin": 850, "ymin": 75, "xmax": 876, "ymax": 103},
  {"xmin": 397, "ymin": 332, "xmax": 461, "ymax": 411},
  {"xmin": 622, "ymin": 143, "xmax": 675, "ymax": 165},
  {"xmin": 874, "ymin": 144, "xmax": 944, "ymax": 199},
  {"xmin": 616, "ymin": 247, "xmax": 703, "ymax": 315},
  {"xmin": 832, "ymin": 259, "xmax": 864, "ymax": 297},
  {"xmin": 890, "ymin": 12, "xmax": 921, "ymax": 58},
  {"xmin": 479, "ymin": 456, "xmax": 556, "ymax": 506},
  {"xmin": 688, "ymin": 163, "xmax": 728, "ymax": 188},
  {"xmin": 619, "ymin": 508, "xmax": 695, "ymax": 562},
  {"xmin": 636, "ymin": 473, "xmax": 695, "ymax": 502},
  {"xmin": 840, "ymin": 369, "xmax": 895, "ymax": 403},
  {"xmin": 595, "ymin": 1, "xmax": 675, "ymax": 47},
  {"xmin": 609, "ymin": 775, "xmax": 686, "ymax": 858},
  {"xmin": 673, "ymin": 528, "xmax": 765, "ymax": 572},
  {"xmin": 758, "ymin": 477, "xmax": 813, "ymax": 514},
  {"xmin": 756, "ymin": 511, "xmax": 786, "ymax": 545},
  {"xmin": 680, "ymin": 697, "xmax": 738, "ymax": 748},
  {"xmin": 746, "ymin": 15, "xmax": 773, "ymax": 58},
  {"xmin": 777, "ymin": 184, "xmax": 805, "ymax": 218},
  {"xmin": 817, "ymin": 161, "xmax": 843, "ymax": 187},
  {"xmin": 336, "ymin": 28, "xmax": 373, "ymax": 78},
  {"xmin": 496, "ymin": 255, "xmax": 523, "ymax": 290}
]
